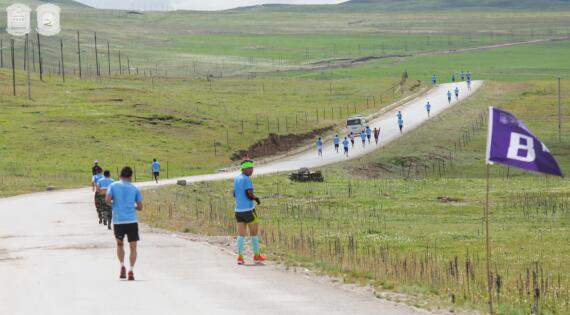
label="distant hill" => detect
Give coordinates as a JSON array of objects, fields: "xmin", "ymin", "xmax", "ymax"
[{"xmin": 341, "ymin": 0, "xmax": 570, "ymax": 11}]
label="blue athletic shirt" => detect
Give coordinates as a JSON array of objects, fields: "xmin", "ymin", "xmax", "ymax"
[
  {"xmin": 447, "ymin": 91, "xmax": 452, "ymax": 98},
  {"xmin": 366, "ymin": 128, "xmax": 372, "ymax": 136},
  {"xmin": 107, "ymin": 180, "xmax": 143, "ymax": 224},
  {"xmin": 92, "ymin": 173, "xmax": 103, "ymax": 184},
  {"xmin": 333, "ymin": 136, "xmax": 340, "ymax": 145},
  {"xmin": 397, "ymin": 112, "xmax": 402, "ymax": 120},
  {"xmin": 398, "ymin": 118, "xmax": 404, "ymax": 126},
  {"xmin": 234, "ymin": 173, "xmax": 254, "ymax": 212},
  {"xmin": 426, "ymin": 103, "xmax": 431, "ymax": 110},
  {"xmin": 316, "ymin": 139, "xmax": 323, "ymax": 148},
  {"xmin": 152, "ymin": 161, "xmax": 160, "ymax": 172},
  {"xmin": 360, "ymin": 132, "xmax": 366, "ymax": 140},
  {"xmin": 343, "ymin": 139, "xmax": 349, "ymax": 148},
  {"xmin": 97, "ymin": 177, "xmax": 114, "ymax": 189}
]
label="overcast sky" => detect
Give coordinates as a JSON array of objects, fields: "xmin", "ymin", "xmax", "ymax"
[{"xmin": 74, "ymin": 0, "xmax": 348, "ymax": 11}]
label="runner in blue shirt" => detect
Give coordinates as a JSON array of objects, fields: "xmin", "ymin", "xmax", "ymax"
[
  {"xmin": 460, "ymin": 70, "xmax": 465, "ymax": 81},
  {"xmin": 447, "ymin": 90, "xmax": 452, "ymax": 104},
  {"xmin": 467, "ymin": 77, "xmax": 472, "ymax": 90},
  {"xmin": 451, "ymin": 72, "xmax": 456, "ymax": 82},
  {"xmin": 97, "ymin": 170, "xmax": 115, "ymax": 229},
  {"xmin": 233, "ymin": 160, "xmax": 264, "ymax": 265},
  {"xmin": 365, "ymin": 126, "xmax": 372, "ymax": 144},
  {"xmin": 152, "ymin": 159, "xmax": 160, "ymax": 183},
  {"xmin": 106, "ymin": 166, "xmax": 143, "ymax": 281},
  {"xmin": 398, "ymin": 117, "xmax": 404, "ymax": 134},
  {"xmin": 397, "ymin": 111, "xmax": 403, "ymax": 120},
  {"xmin": 425, "ymin": 101, "xmax": 432, "ymax": 117},
  {"xmin": 342, "ymin": 137, "xmax": 349, "ymax": 157},
  {"xmin": 92, "ymin": 166, "xmax": 104, "ymax": 224},
  {"xmin": 466, "ymin": 70, "xmax": 471, "ymax": 81},
  {"xmin": 454, "ymin": 86, "xmax": 460, "ymax": 99},
  {"xmin": 316, "ymin": 137, "xmax": 323, "ymax": 157},
  {"xmin": 333, "ymin": 134, "xmax": 340, "ymax": 153},
  {"xmin": 360, "ymin": 130, "xmax": 367, "ymax": 148},
  {"xmin": 432, "ymin": 74, "xmax": 437, "ymax": 85}
]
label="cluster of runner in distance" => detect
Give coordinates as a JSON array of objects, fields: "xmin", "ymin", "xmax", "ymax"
[
  {"xmin": 316, "ymin": 71, "xmax": 473, "ymax": 157},
  {"xmin": 90, "ymin": 159, "xmax": 160, "ymax": 280}
]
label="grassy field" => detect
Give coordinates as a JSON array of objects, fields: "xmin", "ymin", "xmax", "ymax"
[
  {"xmin": 1, "ymin": 1, "xmax": 570, "ymax": 313},
  {"xmin": 141, "ymin": 80, "xmax": 570, "ymax": 314}
]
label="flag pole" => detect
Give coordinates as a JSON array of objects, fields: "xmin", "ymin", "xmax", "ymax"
[
  {"xmin": 485, "ymin": 163, "xmax": 494, "ymax": 315},
  {"xmin": 484, "ymin": 106, "xmax": 494, "ymax": 315}
]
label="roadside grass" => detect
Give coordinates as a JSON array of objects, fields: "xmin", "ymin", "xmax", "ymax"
[{"xmin": 141, "ymin": 81, "xmax": 570, "ymax": 314}]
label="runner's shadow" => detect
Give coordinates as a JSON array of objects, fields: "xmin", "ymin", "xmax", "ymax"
[{"xmin": 242, "ymin": 263, "xmax": 266, "ymax": 267}]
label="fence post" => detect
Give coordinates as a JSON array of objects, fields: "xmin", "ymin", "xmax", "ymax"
[
  {"xmin": 94, "ymin": 32, "xmax": 100, "ymax": 77},
  {"xmin": 166, "ymin": 161, "xmax": 169, "ymax": 179},
  {"xmin": 37, "ymin": 34, "xmax": 43, "ymax": 81},
  {"xmin": 60, "ymin": 39, "xmax": 65, "ymax": 83},
  {"xmin": 11, "ymin": 39, "xmax": 15, "ymax": 96},
  {"xmin": 77, "ymin": 31, "xmax": 82, "ymax": 78}
]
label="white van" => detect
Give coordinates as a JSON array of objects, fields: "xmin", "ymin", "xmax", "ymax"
[{"xmin": 346, "ymin": 115, "xmax": 367, "ymax": 135}]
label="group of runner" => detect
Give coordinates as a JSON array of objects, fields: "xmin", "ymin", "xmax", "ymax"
[
  {"xmin": 90, "ymin": 159, "xmax": 161, "ymax": 280},
  {"xmin": 317, "ymin": 126, "xmax": 381, "ymax": 158}
]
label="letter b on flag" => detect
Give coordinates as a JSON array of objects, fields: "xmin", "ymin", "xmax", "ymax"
[{"xmin": 506, "ymin": 132, "xmax": 535, "ymax": 162}]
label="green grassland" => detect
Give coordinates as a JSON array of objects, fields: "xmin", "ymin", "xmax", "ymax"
[
  {"xmin": 1, "ymin": 1, "xmax": 570, "ymax": 312},
  {"xmin": 142, "ymin": 80, "xmax": 570, "ymax": 314}
]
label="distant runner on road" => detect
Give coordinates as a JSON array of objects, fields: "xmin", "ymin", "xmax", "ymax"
[
  {"xmin": 333, "ymin": 134, "xmax": 340, "ymax": 153},
  {"xmin": 455, "ymin": 86, "xmax": 460, "ymax": 99},
  {"xmin": 365, "ymin": 126, "xmax": 372, "ymax": 144},
  {"xmin": 373, "ymin": 127, "xmax": 380, "ymax": 145},
  {"xmin": 360, "ymin": 130, "xmax": 367, "ymax": 148},
  {"xmin": 451, "ymin": 72, "xmax": 456, "ymax": 82},
  {"xmin": 349, "ymin": 132, "xmax": 355, "ymax": 148},
  {"xmin": 342, "ymin": 137, "xmax": 349, "ymax": 157},
  {"xmin": 432, "ymin": 74, "xmax": 437, "ymax": 85},
  {"xmin": 398, "ymin": 117, "xmax": 404, "ymax": 134},
  {"xmin": 233, "ymin": 160, "xmax": 264, "ymax": 265},
  {"xmin": 425, "ymin": 101, "xmax": 432, "ymax": 117},
  {"xmin": 447, "ymin": 90, "xmax": 452, "ymax": 104},
  {"xmin": 152, "ymin": 159, "xmax": 160, "ymax": 183},
  {"xmin": 467, "ymin": 78, "xmax": 472, "ymax": 90},
  {"xmin": 106, "ymin": 166, "xmax": 143, "ymax": 281},
  {"xmin": 92, "ymin": 160, "xmax": 100, "ymax": 176},
  {"xmin": 97, "ymin": 170, "xmax": 115, "ymax": 230},
  {"xmin": 397, "ymin": 110, "xmax": 403, "ymax": 121},
  {"xmin": 460, "ymin": 70, "xmax": 465, "ymax": 81},
  {"xmin": 466, "ymin": 70, "xmax": 471, "ymax": 81},
  {"xmin": 92, "ymin": 166, "xmax": 104, "ymax": 224},
  {"xmin": 316, "ymin": 137, "xmax": 323, "ymax": 157}
]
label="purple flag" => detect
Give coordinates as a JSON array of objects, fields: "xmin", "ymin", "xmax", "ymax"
[{"xmin": 486, "ymin": 107, "xmax": 563, "ymax": 177}]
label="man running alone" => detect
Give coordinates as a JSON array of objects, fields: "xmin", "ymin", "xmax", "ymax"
[
  {"xmin": 106, "ymin": 166, "xmax": 143, "ymax": 281},
  {"xmin": 233, "ymin": 160, "xmax": 265, "ymax": 265},
  {"xmin": 316, "ymin": 137, "xmax": 323, "ymax": 157},
  {"xmin": 398, "ymin": 117, "xmax": 404, "ymax": 134},
  {"xmin": 455, "ymin": 86, "xmax": 460, "ymax": 100},
  {"xmin": 447, "ymin": 90, "xmax": 452, "ymax": 104},
  {"xmin": 152, "ymin": 159, "xmax": 160, "ymax": 183},
  {"xmin": 426, "ymin": 101, "xmax": 432, "ymax": 117}
]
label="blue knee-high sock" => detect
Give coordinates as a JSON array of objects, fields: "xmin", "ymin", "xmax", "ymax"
[
  {"xmin": 237, "ymin": 236, "xmax": 245, "ymax": 256},
  {"xmin": 251, "ymin": 236, "xmax": 260, "ymax": 255}
]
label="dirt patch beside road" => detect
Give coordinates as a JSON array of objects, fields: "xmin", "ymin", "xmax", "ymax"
[{"xmin": 231, "ymin": 126, "xmax": 334, "ymax": 161}]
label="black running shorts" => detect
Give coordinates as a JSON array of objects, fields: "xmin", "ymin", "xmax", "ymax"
[
  {"xmin": 153, "ymin": 172, "xmax": 160, "ymax": 177},
  {"xmin": 235, "ymin": 209, "xmax": 258, "ymax": 224},
  {"xmin": 114, "ymin": 223, "xmax": 140, "ymax": 242}
]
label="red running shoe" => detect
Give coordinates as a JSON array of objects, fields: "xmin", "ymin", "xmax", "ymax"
[
  {"xmin": 237, "ymin": 255, "xmax": 245, "ymax": 265},
  {"xmin": 128, "ymin": 271, "xmax": 135, "ymax": 281},
  {"xmin": 119, "ymin": 266, "xmax": 126, "ymax": 279},
  {"xmin": 253, "ymin": 254, "xmax": 266, "ymax": 263}
]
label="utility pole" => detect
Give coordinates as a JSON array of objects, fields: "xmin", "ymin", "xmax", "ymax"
[{"xmin": 77, "ymin": 31, "xmax": 82, "ymax": 78}]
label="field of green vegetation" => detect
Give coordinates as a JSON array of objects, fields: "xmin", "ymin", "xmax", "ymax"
[
  {"xmin": 1, "ymin": 1, "xmax": 570, "ymax": 313},
  {"xmin": 142, "ymin": 80, "xmax": 570, "ymax": 314}
]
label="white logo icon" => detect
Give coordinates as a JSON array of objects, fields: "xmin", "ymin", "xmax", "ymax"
[
  {"xmin": 6, "ymin": 3, "xmax": 31, "ymax": 36},
  {"xmin": 36, "ymin": 4, "xmax": 61, "ymax": 36}
]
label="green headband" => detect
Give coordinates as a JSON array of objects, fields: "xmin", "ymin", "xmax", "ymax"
[{"xmin": 241, "ymin": 161, "xmax": 254, "ymax": 170}]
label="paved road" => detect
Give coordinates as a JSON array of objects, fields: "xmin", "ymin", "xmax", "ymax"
[{"xmin": 0, "ymin": 81, "xmax": 481, "ymax": 315}]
